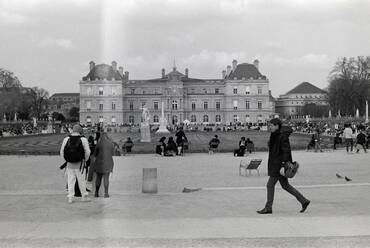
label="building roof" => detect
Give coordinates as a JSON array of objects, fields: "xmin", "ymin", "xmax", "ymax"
[
  {"xmin": 227, "ymin": 63, "xmax": 266, "ymax": 80},
  {"xmin": 51, "ymin": 93, "xmax": 79, "ymax": 98},
  {"xmin": 83, "ymin": 64, "xmax": 123, "ymax": 81},
  {"xmin": 148, "ymin": 67, "xmax": 204, "ymax": 83},
  {"xmin": 285, "ymin": 82, "xmax": 326, "ymax": 95}
]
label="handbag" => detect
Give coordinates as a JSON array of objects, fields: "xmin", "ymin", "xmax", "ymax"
[{"xmin": 280, "ymin": 161, "xmax": 299, "ymax": 178}]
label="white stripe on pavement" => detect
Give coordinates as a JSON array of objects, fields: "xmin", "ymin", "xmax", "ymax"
[
  {"xmin": 1, "ymin": 216, "xmax": 370, "ymax": 239},
  {"xmin": 0, "ymin": 182, "xmax": 369, "ymax": 196}
]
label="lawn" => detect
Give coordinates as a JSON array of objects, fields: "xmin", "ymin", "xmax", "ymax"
[{"xmin": 0, "ymin": 130, "xmax": 322, "ymax": 155}]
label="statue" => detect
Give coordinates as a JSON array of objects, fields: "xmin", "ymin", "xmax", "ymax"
[
  {"xmin": 141, "ymin": 105, "xmax": 150, "ymax": 125},
  {"xmin": 140, "ymin": 104, "xmax": 151, "ymax": 142}
]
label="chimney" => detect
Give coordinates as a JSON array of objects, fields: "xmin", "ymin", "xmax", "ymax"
[
  {"xmin": 125, "ymin": 71, "xmax": 129, "ymax": 80},
  {"xmin": 89, "ymin": 61, "xmax": 95, "ymax": 71},
  {"xmin": 111, "ymin": 61, "xmax": 117, "ymax": 71},
  {"xmin": 253, "ymin": 59, "xmax": 259, "ymax": 70},
  {"xmin": 185, "ymin": 68, "xmax": 189, "ymax": 77},
  {"xmin": 232, "ymin": 59, "xmax": 238, "ymax": 71},
  {"xmin": 226, "ymin": 65, "xmax": 232, "ymax": 76},
  {"xmin": 222, "ymin": 70, "xmax": 226, "ymax": 79},
  {"xmin": 161, "ymin": 68, "xmax": 165, "ymax": 78},
  {"xmin": 119, "ymin": 66, "xmax": 124, "ymax": 76}
]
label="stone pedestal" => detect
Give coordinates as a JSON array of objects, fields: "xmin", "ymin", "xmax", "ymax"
[
  {"xmin": 156, "ymin": 118, "xmax": 170, "ymax": 134},
  {"xmin": 140, "ymin": 123, "xmax": 151, "ymax": 142},
  {"xmin": 142, "ymin": 168, "xmax": 158, "ymax": 194},
  {"xmin": 46, "ymin": 123, "xmax": 53, "ymax": 134}
]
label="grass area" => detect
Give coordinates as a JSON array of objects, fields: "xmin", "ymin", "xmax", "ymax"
[{"xmin": 0, "ymin": 130, "xmax": 323, "ymax": 155}]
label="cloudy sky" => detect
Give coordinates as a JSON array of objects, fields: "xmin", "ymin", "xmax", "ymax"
[{"xmin": 1, "ymin": 0, "xmax": 370, "ymax": 97}]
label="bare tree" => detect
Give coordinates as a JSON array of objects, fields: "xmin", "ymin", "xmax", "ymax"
[
  {"xmin": 0, "ymin": 68, "xmax": 22, "ymax": 89},
  {"xmin": 328, "ymin": 56, "xmax": 370, "ymax": 116},
  {"xmin": 30, "ymin": 87, "xmax": 49, "ymax": 119}
]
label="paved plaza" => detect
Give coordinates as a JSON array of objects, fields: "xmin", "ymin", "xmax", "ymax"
[{"xmin": 0, "ymin": 150, "xmax": 370, "ymax": 247}]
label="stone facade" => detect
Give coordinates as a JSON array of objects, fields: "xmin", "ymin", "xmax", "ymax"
[
  {"xmin": 48, "ymin": 93, "xmax": 79, "ymax": 119},
  {"xmin": 79, "ymin": 60, "xmax": 275, "ymax": 125},
  {"xmin": 275, "ymin": 82, "xmax": 329, "ymax": 118}
]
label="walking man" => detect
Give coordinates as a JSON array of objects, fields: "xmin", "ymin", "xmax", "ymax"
[
  {"xmin": 60, "ymin": 124, "xmax": 91, "ymax": 203},
  {"xmin": 257, "ymin": 118, "xmax": 310, "ymax": 214}
]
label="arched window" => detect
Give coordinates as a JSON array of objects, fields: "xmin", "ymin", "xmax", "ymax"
[
  {"xmin": 172, "ymin": 100, "xmax": 178, "ymax": 110},
  {"xmin": 233, "ymin": 115, "xmax": 239, "ymax": 122},
  {"xmin": 129, "ymin": 116, "xmax": 134, "ymax": 124},
  {"xmin": 215, "ymin": 115, "xmax": 221, "ymax": 123},
  {"xmin": 191, "ymin": 115, "xmax": 196, "ymax": 123},
  {"xmin": 203, "ymin": 115, "xmax": 209, "ymax": 123},
  {"xmin": 153, "ymin": 115, "xmax": 159, "ymax": 123}
]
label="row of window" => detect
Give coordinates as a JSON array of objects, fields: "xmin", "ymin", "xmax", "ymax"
[
  {"xmin": 294, "ymin": 95, "xmax": 326, "ymax": 99},
  {"xmin": 85, "ymin": 85, "xmax": 265, "ymax": 96},
  {"xmin": 86, "ymin": 100, "xmax": 265, "ymax": 111},
  {"xmin": 86, "ymin": 87, "xmax": 119, "ymax": 96},
  {"xmin": 86, "ymin": 114, "xmax": 263, "ymax": 124},
  {"xmin": 290, "ymin": 101, "xmax": 326, "ymax": 105},
  {"xmin": 86, "ymin": 100, "xmax": 264, "ymax": 111}
]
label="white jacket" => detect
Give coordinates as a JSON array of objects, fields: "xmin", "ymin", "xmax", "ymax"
[{"xmin": 60, "ymin": 132, "xmax": 90, "ymax": 170}]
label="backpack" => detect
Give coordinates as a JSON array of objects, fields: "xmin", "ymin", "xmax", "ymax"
[
  {"xmin": 63, "ymin": 136, "xmax": 85, "ymax": 163},
  {"xmin": 281, "ymin": 161, "xmax": 299, "ymax": 178}
]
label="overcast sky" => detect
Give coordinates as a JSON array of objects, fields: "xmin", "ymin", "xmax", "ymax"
[{"xmin": 1, "ymin": 0, "xmax": 370, "ymax": 97}]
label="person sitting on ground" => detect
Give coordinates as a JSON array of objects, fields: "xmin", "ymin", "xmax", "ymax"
[
  {"xmin": 165, "ymin": 136, "xmax": 178, "ymax": 156},
  {"xmin": 208, "ymin": 135, "xmax": 220, "ymax": 154},
  {"xmin": 356, "ymin": 128, "xmax": 367, "ymax": 153},
  {"xmin": 246, "ymin": 138, "xmax": 254, "ymax": 153},
  {"xmin": 156, "ymin": 137, "xmax": 166, "ymax": 156},
  {"xmin": 307, "ymin": 134, "xmax": 315, "ymax": 150},
  {"xmin": 234, "ymin": 136, "xmax": 246, "ymax": 156},
  {"xmin": 122, "ymin": 137, "xmax": 134, "ymax": 155}
]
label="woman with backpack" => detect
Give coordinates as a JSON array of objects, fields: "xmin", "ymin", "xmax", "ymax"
[{"xmin": 88, "ymin": 132, "xmax": 114, "ymax": 198}]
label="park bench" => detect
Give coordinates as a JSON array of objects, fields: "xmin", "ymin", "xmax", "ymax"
[{"xmin": 239, "ymin": 159, "xmax": 262, "ymax": 176}]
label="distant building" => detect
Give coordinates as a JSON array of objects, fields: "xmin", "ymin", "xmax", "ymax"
[
  {"xmin": 48, "ymin": 93, "xmax": 80, "ymax": 119},
  {"xmin": 275, "ymin": 82, "xmax": 329, "ymax": 118},
  {"xmin": 79, "ymin": 59, "xmax": 275, "ymax": 125}
]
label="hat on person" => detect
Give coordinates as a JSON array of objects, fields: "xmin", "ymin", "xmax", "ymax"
[{"xmin": 72, "ymin": 124, "xmax": 82, "ymax": 134}]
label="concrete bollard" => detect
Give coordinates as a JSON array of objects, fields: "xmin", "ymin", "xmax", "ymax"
[{"xmin": 142, "ymin": 168, "xmax": 158, "ymax": 193}]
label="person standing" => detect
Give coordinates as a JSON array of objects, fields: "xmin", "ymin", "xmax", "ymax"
[
  {"xmin": 60, "ymin": 124, "xmax": 91, "ymax": 204},
  {"xmin": 175, "ymin": 126, "xmax": 187, "ymax": 155},
  {"xmin": 356, "ymin": 127, "xmax": 367, "ymax": 153},
  {"xmin": 257, "ymin": 118, "xmax": 310, "ymax": 214},
  {"xmin": 90, "ymin": 132, "xmax": 114, "ymax": 198},
  {"xmin": 343, "ymin": 124, "xmax": 354, "ymax": 153}
]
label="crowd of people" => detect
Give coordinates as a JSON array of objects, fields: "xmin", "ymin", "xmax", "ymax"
[
  {"xmin": 155, "ymin": 127, "xmax": 188, "ymax": 156},
  {"xmin": 58, "ymin": 118, "xmax": 313, "ymax": 215}
]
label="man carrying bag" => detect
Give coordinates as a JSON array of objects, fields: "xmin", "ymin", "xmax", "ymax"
[{"xmin": 257, "ymin": 118, "xmax": 310, "ymax": 214}]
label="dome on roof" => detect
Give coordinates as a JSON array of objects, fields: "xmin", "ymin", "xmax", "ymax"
[
  {"xmin": 227, "ymin": 63, "xmax": 266, "ymax": 80},
  {"xmin": 83, "ymin": 64, "xmax": 123, "ymax": 81}
]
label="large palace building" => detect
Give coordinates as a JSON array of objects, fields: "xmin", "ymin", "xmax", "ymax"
[{"xmin": 79, "ymin": 60, "xmax": 275, "ymax": 126}]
